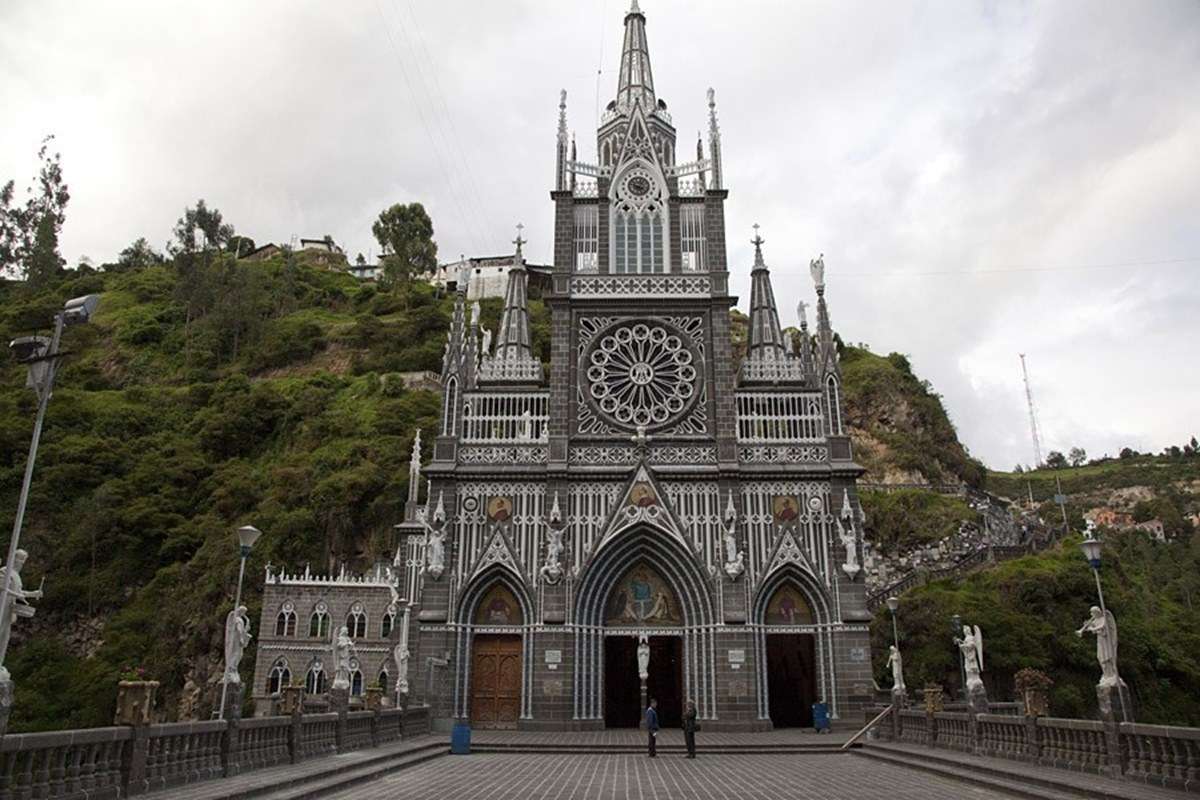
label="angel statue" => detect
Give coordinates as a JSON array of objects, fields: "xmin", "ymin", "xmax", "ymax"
[
  {"xmin": 837, "ymin": 490, "xmax": 861, "ymax": 579},
  {"xmin": 331, "ymin": 626, "xmax": 359, "ymax": 691},
  {"xmin": 539, "ymin": 527, "xmax": 565, "ymax": 584},
  {"xmin": 1077, "ymin": 606, "xmax": 1122, "ymax": 688},
  {"xmin": 809, "ymin": 253, "xmax": 826, "ymax": 290},
  {"xmin": 481, "ymin": 328, "xmax": 493, "ymax": 356},
  {"xmin": 393, "ymin": 642, "xmax": 410, "ymax": 696},
  {"xmin": 955, "ymin": 624, "xmax": 985, "ymax": 691},
  {"xmin": 223, "ymin": 605, "xmax": 252, "ymax": 685},
  {"xmin": 384, "ymin": 564, "xmax": 402, "ymax": 609},
  {"xmin": 887, "ymin": 645, "xmax": 906, "ymax": 694},
  {"xmin": 0, "ymin": 548, "xmax": 43, "ymax": 681},
  {"xmin": 721, "ymin": 492, "xmax": 745, "ymax": 581}
]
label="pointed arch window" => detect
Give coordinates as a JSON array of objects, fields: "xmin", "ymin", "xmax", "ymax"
[
  {"xmin": 305, "ymin": 663, "xmax": 327, "ymax": 695},
  {"xmin": 309, "ymin": 606, "xmax": 331, "ymax": 639},
  {"xmin": 350, "ymin": 669, "xmax": 364, "ymax": 697},
  {"xmin": 379, "ymin": 669, "xmax": 391, "ymax": 694},
  {"xmin": 443, "ymin": 377, "xmax": 458, "ymax": 436},
  {"xmin": 826, "ymin": 375, "xmax": 843, "ymax": 435},
  {"xmin": 266, "ymin": 658, "xmax": 291, "ymax": 695},
  {"xmin": 346, "ymin": 604, "xmax": 367, "ymax": 639},
  {"xmin": 613, "ymin": 210, "xmax": 664, "ymax": 274},
  {"xmin": 274, "ymin": 604, "xmax": 297, "ymax": 637},
  {"xmin": 381, "ymin": 610, "xmax": 396, "ymax": 639}
]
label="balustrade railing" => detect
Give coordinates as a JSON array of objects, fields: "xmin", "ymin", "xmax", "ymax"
[
  {"xmin": 884, "ymin": 705, "xmax": 1200, "ymax": 793},
  {"xmin": 0, "ymin": 705, "xmax": 432, "ymax": 800}
]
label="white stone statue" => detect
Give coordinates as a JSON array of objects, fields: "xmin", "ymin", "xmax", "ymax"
[
  {"xmin": 331, "ymin": 626, "xmax": 358, "ymax": 691},
  {"xmin": 1077, "ymin": 606, "xmax": 1122, "ymax": 688},
  {"xmin": 482, "ymin": 328, "xmax": 493, "ymax": 356},
  {"xmin": 809, "ymin": 253, "xmax": 825, "ymax": 290},
  {"xmin": 0, "ymin": 549, "xmax": 43, "ymax": 681},
  {"xmin": 837, "ymin": 489, "xmax": 861, "ymax": 579},
  {"xmin": 384, "ymin": 565, "xmax": 402, "ymax": 609},
  {"xmin": 519, "ymin": 409, "xmax": 533, "ymax": 441},
  {"xmin": 887, "ymin": 645, "xmax": 906, "ymax": 693},
  {"xmin": 539, "ymin": 527, "xmax": 565, "ymax": 584},
  {"xmin": 797, "ymin": 300, "xmax": 808, "ymax": 329},
  {"xmin": 421, "ymin": 492, "xmax": 448, "ymax": 580},
  {"xmin": 470, "ymin": 300, "xmax": 480, "ymax": 327},
  {"xmin": 393, "ymin": 643, "xmax": 410, "ymax": 695},
  {"xmin": 636, "ymin": 633, "xmax": 650, "ymax": 682},
  {"xmin": 955, "ymin": 624, "xmax": 985, "ymax": 691},
  {"xmin": 721, "ymin": 492, "xmax": 745, "ymax": 581},
  {"xmin": 223, "ymin": 605, "xmax": 252, "ymax": 685}
]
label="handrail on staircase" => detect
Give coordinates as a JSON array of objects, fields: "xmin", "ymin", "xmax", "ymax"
[{"xmin": 841, "ymin": 705, "xmax": 892, "ymax": 751}]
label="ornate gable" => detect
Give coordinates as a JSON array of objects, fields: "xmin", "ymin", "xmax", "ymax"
[
  {"xmin": 761, "ymin": 529, "xmax": 816, "ymax": 585},
  {"xmin": 595, "ymin": 464, "xmax": 688, "ymax": 552},
  {"xmin": 471, "ymin": 528, "xmax": 523, "ymax": 584}
]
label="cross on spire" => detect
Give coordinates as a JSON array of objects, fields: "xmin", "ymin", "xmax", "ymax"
[
  {"xmin": 751, "ymin": 223, "xmax": 766, "ymax": 268},
  {"xmin": 513, "ymin": 223, "xmax": 526, "ymax": 254}
]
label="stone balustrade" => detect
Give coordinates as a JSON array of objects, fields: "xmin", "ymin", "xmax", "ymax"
[
  {"xmin": 0, "ymin": 706, "xmax": 431, "ymax": 800},
  {"xmin": 871, "ymin": 705, "xmax": 1200, "ymax": 793}
]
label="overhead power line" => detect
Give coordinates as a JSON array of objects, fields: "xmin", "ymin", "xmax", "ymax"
[{"xmin": 836, "ymin": 256, "xmax": 1200, "ymax": 279}]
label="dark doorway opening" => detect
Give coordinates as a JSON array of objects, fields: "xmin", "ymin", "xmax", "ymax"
[
  {"xmin": 604, "ymin": 635, "xmax": 683, "ymax": 728},
  {"xmin": 766, "ymin": 633, "xmax": 817, "ymax": 728}
]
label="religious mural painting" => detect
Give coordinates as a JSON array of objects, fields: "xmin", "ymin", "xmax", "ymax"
[
  {"xmin": 486, "ymin": 496, "xmax": 514, "ymax": 524},
  {"xmin": 772, "ymin": 495, "xmax": 801, "ymax": 525},
  {"xmin": 474, "ymin": 584, "xmax": 523, "ymax": 626},
  {"xmin": 604, "ymin": 563, "xmax": 681, "ymax": 626},
  {"xmin": 765, "ymin": 584, "xmax": 815, "ymax": 626}
]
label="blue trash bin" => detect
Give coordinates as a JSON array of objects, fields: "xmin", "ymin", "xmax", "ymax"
[
  {"xmin": 812, "ymin": 702, "xmax": 830, "ymax": 733},
  {"xmin": 450, "ymin": 722, "xmax": 472, "ymax": 754}
]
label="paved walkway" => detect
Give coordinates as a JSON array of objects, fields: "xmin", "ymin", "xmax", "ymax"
[
  {"xmin": 326, "ymin": 752, "xmax": 990, "ymax": 800},
  {"xmin": 144, "ymin": 735, "xmax": 440, "ymax": 800},
  {"xmin": 471, "ymin": 728, "xmax": 853, "ymax": 746}
]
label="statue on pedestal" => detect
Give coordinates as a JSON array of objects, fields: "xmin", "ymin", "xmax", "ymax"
[
  {"xmin": 955, "ymin": 623, "xmax": 989, "ymax": 712},
  {"xmin": 721, "ymin": 492, "xmax": 745, "ymax": 581},
  {"xmin": 1076, "ymin": 606, "xmax": 1121, "ymax": 687},
  {"xmin": 540, "ymin": 528, "xmax": 565, "ymax": 584},
  {"xmin": 222, "ymin": 605, "xmax": 252, "ymax": 685},
  {"xmin": 331, "ymin": 626, "xmax": 358, "ymax": 691},
  {"xmin": 887, "ymin": 645, "xmax": 906, "ymax": 694},
  {"xmin": 0, "ymin": 549, "xmax": 43, "ymax": 682},
  {"xmin": 837, "ymin": 490, "xmax": 862, "ymax": 579},
  {"xmin": 636, "ymin": 633, "xmax": 650, "ymax": 682},
  {"xmin": 421, "ymin": 492, "xmax": 448, "ymax": 580},
  {"xmin": 393, "ymin": 642, "xmax": 410, "ymax": 696}
]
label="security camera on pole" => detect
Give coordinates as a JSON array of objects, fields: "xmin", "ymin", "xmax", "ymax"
[{"xmin": 0, "ymin": 295, "xmax": 100, "ymax": 735}]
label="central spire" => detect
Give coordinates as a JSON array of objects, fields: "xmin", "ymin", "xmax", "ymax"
[{"xmin": 616, "ymin": 0, "xmax": 655, "ymax": 110}]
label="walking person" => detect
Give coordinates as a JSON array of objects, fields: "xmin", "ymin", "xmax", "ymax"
[
  {"xmin": 645, "ymin": 698, "xmax": 659, "ymax": 757},
  {"xmin": 683, "ymin": 699, "xmax": 698, "ymax": 758}
]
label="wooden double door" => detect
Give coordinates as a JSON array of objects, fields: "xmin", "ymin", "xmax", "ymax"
[{"xmin": 470, "ymin": 634, "xmax": 522, "ymax": 729}]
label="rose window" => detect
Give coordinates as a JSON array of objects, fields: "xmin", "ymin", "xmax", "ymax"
[{"xmin": 584, "ymin": 322, "xmax": 700, "ymax": 429}]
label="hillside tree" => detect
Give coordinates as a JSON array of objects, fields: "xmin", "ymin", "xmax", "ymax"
[
  {"xmin": 0, "ymin": 135, "xmax": 70, "ymax": 288},
  {"xmin": 1045, "ymin": 450, "xmax": 1068, "ymax": 469},
  {"xmin": 1068, "ymin": 447, "xmax": 1087, "ymax": 467},
  {"xmin": 372, "ymin": 202, "xmax": 436, "ymax": 295}
]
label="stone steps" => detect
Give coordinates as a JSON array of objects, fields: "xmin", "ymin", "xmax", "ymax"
[
  {"xmin": 854, "ymin": 743, "xmax": 1172, "ymax": 800},
  {"xmin": 250, "ymin": 743, "xmax": 447, "ymax": 800}
]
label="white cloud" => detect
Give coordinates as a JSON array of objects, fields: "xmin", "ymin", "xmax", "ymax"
[{"xmin": 1, "ymin": 0, "xmax": 1197, "ymax": 468}]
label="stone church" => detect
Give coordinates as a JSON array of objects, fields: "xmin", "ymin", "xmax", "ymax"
[{"xmin": 253, "ymin": 1, "xmax": 872, "ymax": 731}]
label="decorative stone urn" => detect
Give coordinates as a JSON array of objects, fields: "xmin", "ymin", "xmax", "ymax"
[
  {"xmin": 365, "ymin": 686, "xmax": 384, "ymax": 711},
  {"xmin": 115, "ymin": 680, "xmax": 159, "ymax": 726},
  {"xmin": 280, "ymin": 685, "xmax": 304, "ymax": 715},
  {"xmin": 923, "ymin": 683, "xmax": 945, "ymax": 714}
]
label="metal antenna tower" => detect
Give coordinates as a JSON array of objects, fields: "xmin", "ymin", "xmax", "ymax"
[{"xmin": 1019, "ymin": 354, "xmax": 1043, "ymax": 467}]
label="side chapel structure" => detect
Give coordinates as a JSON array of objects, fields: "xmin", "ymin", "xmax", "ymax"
[{"xmin": 253, "ymin": 1, "xmax": 871, "ymax": 730}]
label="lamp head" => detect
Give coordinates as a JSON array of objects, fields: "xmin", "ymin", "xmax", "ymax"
[
  {"xmin": 951, "ymin": 614, "xmax": 962, "ymax": 634},
  {"xmin": 9, "ymin": 335, "xmax": 51, "ymax": 363},
  {"xmin": 1079, "ymin": 524, "xmax": 1102, "ymax": 569},
  {"xmin": 886, "ymin": 596, "xmax": 899, "ymax": 613},
  {"xmin": 237, "ymin": 525, "xmax": 262, "ymax": 556},
  {"xmin": 62, "ymin": 294, "xmax": 101, "ymax": 326}
]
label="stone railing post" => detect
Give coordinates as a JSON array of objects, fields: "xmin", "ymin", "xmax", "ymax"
[
  {"xmin": 330, "ymin": 688, "xmax": 349, "ymax": 753},
  {"xmin": 892, "ymin": 703, "xmax": 901, "ymax": 741},
  {"xmin": 370, "ymin": 710, "xmax": 381, "ymax": 748},
  {"xmin": 1103, "ymin": 719, "xmax": 1124, "ymax": 779},
  {"xmin": 1024, "ymin": 714, "xmax": 1040, "ymax": 762},
  {"xmin": 288, "ymin": 705, "xmax": 303, "ymax": 764},
  {"xmin": 928, "ymin": 711, "xmax": 939, "ymax": 749},
  {"xmin": 221, "ymin": 717, "xmax": 239, "ymax": 777},
  {"xmin": 120, "ymin": 724, "xmax": 150, "ymax": 796}
]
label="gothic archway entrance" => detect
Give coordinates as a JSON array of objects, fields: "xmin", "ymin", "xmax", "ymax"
[
  {"xmin": 467, "ymin": 583, "xmax": 524, "ymax": 730},
  {"xmin": 762, "ymin": 583, "xmax": 818, "ymax": 728},
  {"xmin": 600, "ymin": 561, "xmax": 684, "ymax": 728}
]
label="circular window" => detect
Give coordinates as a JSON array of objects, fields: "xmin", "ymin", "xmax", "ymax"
[{"xmin": 583, "ymin": 321, "xmax": 701, "ymax": 431}]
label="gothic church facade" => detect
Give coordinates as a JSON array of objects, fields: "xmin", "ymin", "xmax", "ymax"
[{"xmin": 254, "ymin": 2, "xmax": 872, "ymax": 731}]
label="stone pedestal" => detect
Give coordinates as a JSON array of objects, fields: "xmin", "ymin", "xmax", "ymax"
[
  {"xmin": 365, "ymin": 686, "xmax": 384, "ymax": 711},
  {"xmin": 0, "ymin": 678, "xmax": 13, "ymax": 737},
  {"xmin": 221, "ymin": 683, "xmax": 245, "ymax": 721},
  {"xmin": 891, "ymin": 687, "xmax": 909, "ymax": 709},
  {"xmin": 328, "ymin": 687, "xmax": 350, "ymax": 714},
  {"xmin": 966, "ymin": 682, "xmax": 989, "ymax": 715},
  {"xmin": 1097, "ymin": 681, "xmax": 1133, "ymax": 724},
  {"xmin": 280, "ymin": 685, "xmax": 304, "ymax": 715}
]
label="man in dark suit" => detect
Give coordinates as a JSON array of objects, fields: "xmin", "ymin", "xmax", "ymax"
[
  {"xmin": 645, "ymin": 698, "xmax": 659, "ymax": 757},
  {"xmin": 682, "ymin": 699, "xmax": 698, "ymax": 758}
]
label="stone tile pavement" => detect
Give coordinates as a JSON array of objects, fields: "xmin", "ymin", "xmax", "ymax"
[
  {"xmin": 326, "ymin": 752, "xmax": 995, "ymax": 799},
  {"xmin": 471, "ymin": 728, "xmax": 853, "ymax": 746}
]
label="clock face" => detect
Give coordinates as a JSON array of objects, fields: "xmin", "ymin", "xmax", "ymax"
[{"xmin": 627, "ymin": 175, "xmax": 651, "ymax": 197}]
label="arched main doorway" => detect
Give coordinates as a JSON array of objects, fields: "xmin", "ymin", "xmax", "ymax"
[
  {"xmin": 573, "ymin": 523, "xmax": 717, "ymax": 726},
  {"xmin": 453, "ymin": 572, "xmax": 532, "ymax": 730},
  {"xmin": 601, "ymin": 562, "xmax": 684, "ymax": 727},
  {"xmin": 761, "ymin": 582, "xmax": 818, "ymax": 727}
]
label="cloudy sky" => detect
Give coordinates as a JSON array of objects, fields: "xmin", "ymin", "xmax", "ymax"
[{"xmin": 2, "ymin": 0, "xmax": 1197, "ymax": 470}]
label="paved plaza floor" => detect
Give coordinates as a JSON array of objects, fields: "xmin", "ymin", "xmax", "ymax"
[{"xmin": 326, "ymin": 752, "xmax": 993, "ymax": 800}]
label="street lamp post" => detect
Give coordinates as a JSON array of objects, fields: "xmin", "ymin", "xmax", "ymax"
[
  {"xmin": 218, "ymin": 525, "xmax": 262, "ymax": 719},
  {"xmin": 0, "ymin": 295, "xmax": 100, "ymax": 687},
  {"xmin": 886, "ymin": 596, "xmax": 900, "ymax": 649},
  {"xmin": 1078, "ymin": 522, "xmax": 1107, "ymax": 617}
]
